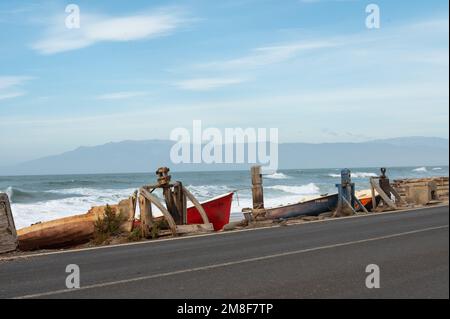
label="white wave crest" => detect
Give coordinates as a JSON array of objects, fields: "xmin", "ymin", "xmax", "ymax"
[
  {"xmin": 264, "ymin": 172, "xmax": 291, "ymax": 179},
  {"xmin": 267, "ymin": 183, "xmax": 320, "ymax": 195},
  {"xmin": 185, "ymin": 185, "xmax": 234, "ymax": 199},
  {"xmin": 432, "ymin": 167, "xmax": 443, "ymax": 171},
  {"xmin": 328, "ymin": 172, "xmax": 377, "ymax": 178},
  {"xmin": 412, "ymin": 167, "xmax": 427, "ymax": 172}
]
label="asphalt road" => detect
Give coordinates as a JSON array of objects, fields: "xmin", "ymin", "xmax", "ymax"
[{"xmin": 0, "ymin": 206, "xmax": 448, "ymax": 299}]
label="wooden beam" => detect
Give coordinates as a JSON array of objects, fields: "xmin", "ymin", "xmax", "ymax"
[
  {"xmin": 370, "ymin": 178, "xmax": 378, "ymax": 211},
  {"xmin": 138, "ymin": 194, "xmax": 152, "ymax": 237},
  {"xmin": 370, "ymin": 179, "xmax": 397, "ymax": 210},
  {"xmin": 354, "ymin": 196, "xmax": 369, "ymax": 214},
  {"xmin": 251, "ymin": 166, "xmax": 264, "ymax": 210},
  {"xmin": 182, "ymin": 186, "xmax": 210, "ymax": 224},
  {"xmin": 140, "ymin": 188, "xmax": 178, "ymax": 236},
  {"xmin": 176, "ymin": 224, "xmax": 214, "ymax": 234}
]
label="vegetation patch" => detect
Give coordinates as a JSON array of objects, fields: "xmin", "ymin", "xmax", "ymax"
[{"xmin": 93, "ymin": 204, "xmax": 125, "ymax": 245}]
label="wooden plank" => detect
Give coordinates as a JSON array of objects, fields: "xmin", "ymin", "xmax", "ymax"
[
  {"xmin": 0, "ymin": 193, "xmax": 18, "ymax": 253},
  {"xmin": 176, "ymin": 223, "xmax": 214, "ymax": 234}
]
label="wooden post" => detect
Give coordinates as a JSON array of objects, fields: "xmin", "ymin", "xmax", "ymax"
[
  {"xmin": 370, "ymin": 177, "xmax": 378, "ymax": 211},
  {"xmin": 251, "ymin": 165, "xmax": 264, "ymax": 208},
  {"xmin": 0, "ymin": 193, "xmax": 17, "ymax": 253},
  {"xmin": 173, "ymin": 182, "xmax": 187, "ymax": 225},
  {"xmin": 138, "ymin": 194, "xmax": 152, "ymax": 238}
]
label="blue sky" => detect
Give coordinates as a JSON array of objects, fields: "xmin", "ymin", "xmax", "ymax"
[{"xmin": 0, "ymin": 0, "xmax": 448, "ymax": 165}]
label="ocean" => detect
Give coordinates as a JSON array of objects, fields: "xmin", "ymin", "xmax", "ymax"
[{"xmin": 1, "ymin": 166, "xmax": 448, "ymax": 229}]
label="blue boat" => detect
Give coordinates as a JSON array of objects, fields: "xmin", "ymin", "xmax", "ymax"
[{"xmin": 265, "ymin": 194, "xmax": 339, "ymax": 220}]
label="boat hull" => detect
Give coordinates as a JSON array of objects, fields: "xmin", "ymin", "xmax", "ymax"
[
  {"xmin": 265, "ymin": 194, "xmax": 339, "ymax": 220},
  {"xmin": 17, "ymin": 199, "xmax": 135, "ymax": 251},
  {"xmin": 17, "ymin": 213, "xmax": 97, "ymax": 251},
  {"xmin": 187, "ymin": 192, "xmax": 233, "ymax": 231}
]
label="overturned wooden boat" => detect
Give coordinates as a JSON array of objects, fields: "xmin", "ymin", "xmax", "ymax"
[
  {"xmin": 17, "ymin": 198, "xmax": 136, "ymax": 251},
  {"xmin": 265, "ymin": 193, "xmax": 339, "ymax": 220},
  {"xmin": 265, "ymin": 190, "xmax": 375, "ymax": 220}
]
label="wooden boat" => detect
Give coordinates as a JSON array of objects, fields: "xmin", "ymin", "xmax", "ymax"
[
  {"xmin": 17, "ymin": 192, "xmax": 233, "ymax": 251},
  {"xmin": 265, "ymin": 193, "xmax": 339, "ymax": 220},
  {"xmin": 187, "ymin": 192, "xmax": 233, "ymax": 231},
  {"xmin": 265, "ymin": 191, "xmax": 375, "ymax": 220},
  {"xmin": 17, "ymin": 197, "xmax": 136, "ymax": 251}
]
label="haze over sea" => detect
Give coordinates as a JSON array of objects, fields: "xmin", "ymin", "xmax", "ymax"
[{"xmin": 1, "ymin": 166, "xmax": 448, "ymax": 229}]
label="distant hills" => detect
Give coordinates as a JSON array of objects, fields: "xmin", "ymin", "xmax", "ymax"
[{"xmin": 0, "ymin": 137, "xmax": 448, "ymax": 175}]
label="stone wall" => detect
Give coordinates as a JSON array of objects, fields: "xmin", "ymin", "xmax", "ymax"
[{"xmin": 392, "ymin": 177, "xmax": 449, "ymax": 204}]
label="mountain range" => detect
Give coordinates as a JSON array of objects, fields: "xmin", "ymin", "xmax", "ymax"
[{"xmin": 0, "ymin": 137, "xmax": 448, "ymax": 175}]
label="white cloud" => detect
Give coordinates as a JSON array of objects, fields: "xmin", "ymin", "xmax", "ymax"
[
  {"xmin": 0, "ymin": 76, "xmax": 32, "ymax": 101},
  {"xmin": 0, "ymin": 91, "xmax": 26, "ymax": 100},
  {"xmin": 0, "ymin": 76, "xmax": 32, "ymax": 90},
  {"xmin": 96, "ymin": 91, "xmax": 149, "ymax": 100},
  {"xmin": 198, "ymin": 41, "xmax": 339, "ymax": 70},
  {"xmin": 32, "ymin": 9, "xmax": 187, "ymax": 54},
  {"xmin": 176, "ymin": 77, "xmax": 246, "ymax": 91}
]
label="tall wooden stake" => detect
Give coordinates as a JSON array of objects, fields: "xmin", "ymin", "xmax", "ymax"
[{"xmin": 251, "ymin": 166, "xmax": 265, "ymax": 219}]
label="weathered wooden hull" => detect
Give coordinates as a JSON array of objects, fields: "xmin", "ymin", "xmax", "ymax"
[
  {"xmin": 187, "ymin": 192, "xmax": 233, "ymax": 231},
  {"xmin": 265, "ymin": 191, "xmax": 375, "ymax": 220},
  {"xmin": 17, "ymin": 198, "xmax": 135, "ymax": 251},
  {"xmin": 17, "ymin": 215, "xmax": 96, "ymax": 251},
  {"xmin": 265, "ymin": 194, "xmax": 339, "ymax": 220}
]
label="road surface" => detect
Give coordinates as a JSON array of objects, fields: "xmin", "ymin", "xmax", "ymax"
[{"xmin": 0, "ymin": 205, "xmax": 448, "ymax": 299}]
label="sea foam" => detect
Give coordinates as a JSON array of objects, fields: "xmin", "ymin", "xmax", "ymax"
[
  {"xmin": 328, "ymin": 172, "xmax": 377, "ymax": 178},
  {"xmin": 267, "ymin": 183, "xmax": 320, "ymax": 195},
  {"xmin": 264, "ymin": 172, "xmax": 291, "ymax": 179}
]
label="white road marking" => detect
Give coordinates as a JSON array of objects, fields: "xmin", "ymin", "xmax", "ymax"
[{"xmin": 12, "ymin": 224, "xmax": 449, "ymax": 299}]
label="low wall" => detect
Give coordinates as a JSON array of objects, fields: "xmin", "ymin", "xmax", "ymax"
[{"xmin": 392, "ymin": 177, "xmax": 449, "ymax": 203}]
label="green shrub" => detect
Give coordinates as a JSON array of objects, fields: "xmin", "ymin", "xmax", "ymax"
[
  {"xmin": 128, "ymin": 225, "xmax": 143, "ymax": 242},
  {"xmin": 93, "ymin": 204, "xmax": 125, "ymax": 245}
]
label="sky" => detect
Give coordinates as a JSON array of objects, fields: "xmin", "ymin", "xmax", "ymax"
[{"xmin": 0, "ymin": 0, "xmax": 448, "ymax": 165}]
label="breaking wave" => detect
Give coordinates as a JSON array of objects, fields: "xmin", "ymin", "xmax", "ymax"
[
  {"xmin": 328, "ymin": 172, "xmax": 377, "ymax": 178},
  {"xmin": 4, "ymin": 186, "xmax": 85, "ymax": 204},
  {"xmin": 185, "ymin": 185, "xmax": 234, "ymax": 199},
  {"xmin": 264, "ymin": 172, "xmax": 291, "ymax": 179},
  {"xmin": 432, "ymin": 167, "xmax": 442, "ymax": 171},
  {"xmin": 267, "ymin": 183, "xmax": 320, "ymax": 195},
  {"xmin": 412, "ymin": 167, "xmax": 427, "ymax": 172}
]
